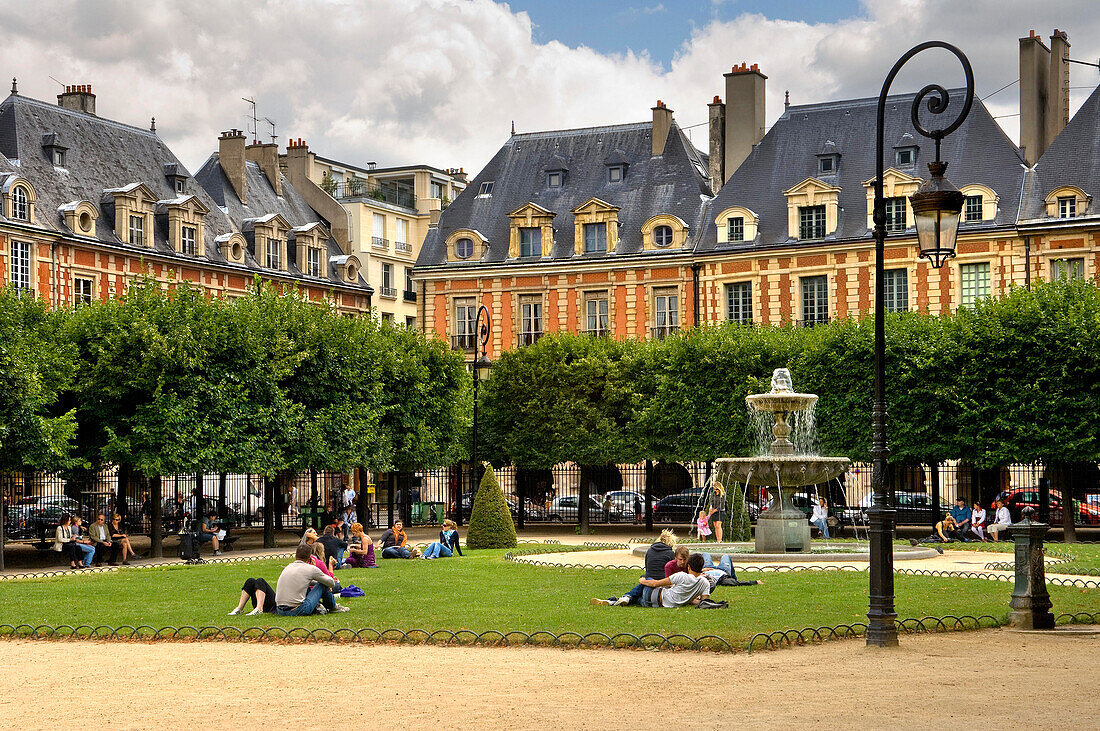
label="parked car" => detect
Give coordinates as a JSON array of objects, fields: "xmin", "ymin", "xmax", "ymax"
[
  {"xmin": 547, "ymin": 495, "xmax": 622, "ymax": 523},
  {"xmin": 842, "ymin": 491, "xmax": 952, "ymax": 527},
  {"xmin": 653, "ymin": 492, "xmax": 702, "ymax": 524},
  {"xmin": 603, "ymin": 490, "xmax": 648, "ymax": 521},
  {"xmin": 1003, "ymin": 489, "xmax": 1100, "ymax": 525},
  {"xmin": 505, "ymin": 494, "xmax": 550, "ymax": 522},
  {"xmin": 6, "ymin": 495, "xmax": 85, "ymax": 539}
]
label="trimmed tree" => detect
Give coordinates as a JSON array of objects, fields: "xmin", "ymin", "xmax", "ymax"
[{"xmin": 466, "ymin": 466, "xmax": 516, "ymax": 549}]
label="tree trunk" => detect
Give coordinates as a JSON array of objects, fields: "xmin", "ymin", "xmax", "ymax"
[
  {"xmin": 263, "ymin": 474, "xmax": 276, "ymax": 548},
  {"xmin": 149, "ymin": 474, "xmax": 163, "ymax": 558}
]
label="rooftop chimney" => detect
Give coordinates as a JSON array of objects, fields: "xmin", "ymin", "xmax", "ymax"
[
  {"xmin": 708, "ymin": 95, "xmax": 726, "ymax": 193},
  {"xmin": 57, "ymin": 84, "xmax": 96, "ymax": 115},
  {"xmin": 219, "ymin": 129, "xmax": 248, "ymax": 204},
  {"xmin": 723, "ymin": 63, "xmax": 766, "ymax": 177},
  {"xmin": 652, "ymin": 100, "xmax": 674, "ymax": 156},
  {"xmin": 246, "ymin": 140, "xmax": 282, "ymax": 196},
  {"xmin": 1019, "ymin": 29, "xmax": 1070, "ymax": 165}
]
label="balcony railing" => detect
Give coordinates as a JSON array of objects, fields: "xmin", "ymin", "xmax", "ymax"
[
  {"xmin": 372, "ymin": 237, "xmax": 389, "ymax": 251},
  {"xmin": 451, "ymin": 333, "xmax": 476, "ymax": 351},
  {"xmin": 517, "ymin": 331, "xmax": 543, "ymax": 347},
  {"xmin": 402, "ymin": 289, "xmax": 417, "ymax": 303},
  {"xmin": 379, "ymin": 286, "xmax": 397, "ymax": 299},
  {"xmin": 797, "ymin": 316, "xmax": 831, "ymax": 328},
  {"xmin": 584, "ymin": 327, "xmax": 609, "ymax": 337},
  {"xmin": 650, "ymin": 325, "xmax": 680, "ymax": 340},
  {"xmin": 395, "ymin": 241, "xmax": 412, "ymax": 253},
  {"xmin": 328, "ymin": 180, "xmax": 416, "ymax": 210}
]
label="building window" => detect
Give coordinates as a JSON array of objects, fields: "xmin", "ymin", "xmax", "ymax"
[
  {"xmin": 547, "ymin": 172, "xmax": 563, "ymax": 188},
  {"xmin": 11, "ymin": 186, "xmax": 29, "ymax": 221},
  {"xmin": 883, "ymin": 268, "xmax": 908, "ymax": 313},
  {"xmin": 405, "ymin": 266, "xmax": 414, "ymax": 294},
  {"xmin": 585, "ymin": 292, "xmax": 608, "ymax": 335},
  {"xmin": 800, "ymin": 275, "xmax": 828, "ymax": 326},
  {"xmin": 128, "ymin": 215, "xmax": 144, "ymax": 246},
  {"xmin": 266, "ymin": 238, "xmax": 280, "ymax": 269},
  {"xmin": 381, "ymin": 313, "xmax": 394, "ymax": 324},
  {"xmin": 1051, "ymin": 258, "xmax": 1084, "ymax": 281},
  {"xmin": 520, "ymin": 296, "xmax": 543, "ymax": 345},
  {"xmin": 373, "ymin": 213, "xmax": 385, "ymax": 240},
  {"xmin": 181, "ymin": 225, "xmax": 197, "ymax": 255},
  {"xmin": 884, "ymin": 197, "xmax": 907, "ymax": 232},
  {"xmin": 608, "ymin": 165, "xmax": 624, "ymax": 183},
  {"xmin": 454, "ymin": 297, "xmax": 476, "ymax": 349},
  {"xmin": 396, "ymin": 218, "xmax": 408, "ymax": 246},
  {"xmin": 175, "ymin": 178, "xmax": 185, "ymax": 194},
  {"xmin": 583, "ymin": 222, "xmax": 607, "ymax": 253},
  {"xmin": 430, "ymin": 181, "xmax": 443, "ymax": 199},
  {"xmin": 964, "ymin": 195, "xmax": 983, "ymax": 222},
  {"xmin": 959, "ymin": 262, "xmax": 990, "ymax": 307},
  {"xmin": 478, "ymin": 181, "xmax": 494, "ymax": 197},
  {"xmin": 653, "ymin": 288, "xmax": 679, "ymax": 338},
  {"xmin": 381, "ymin": 263, "xmax": 394, "ymax": 297},
  {"xmin": 52, "ymin": 149, "xmax": 65, "ymax": 166},
  {"xmin": 727, "ymin": 217, "xmax": 744, "ymax": 242},
  {"xmin": 455, "ymin": 237, "xmax": 473, "ymax": 259},
  {"xmin": 653, "ymin": 225, "xmax": 673, "ymax": 247},
  {"xmin": 519, "ymin": 227, "xmax": 542, "ymax": 257},
  {"xmin": 1058, "ymin": 196, "xmax": 1076, "ymax": 218},
  {"xmin": 895, "ymin": 148, "xmax": 915, "ymax": 167},
  {"xmin": 74, "ymin": 276, "xmax": 93, "ymax": 305},
  {"xmin": 10, "ymin": 240, "xmax": 30, "ymax": 292},
  {"xmin": 307, "ymin": 248, "xmax": 321, "ymax": 277},
  {"xmin": 798, "ymin": 205, "xmax": 826, "ymax": 240},
  {"xmin": 725, "ymin": 282, "xmax": 752, "ymax": 324},
  {"xmin": 818, "ymin": 156, "xmax": 836, "ymax": 174}
]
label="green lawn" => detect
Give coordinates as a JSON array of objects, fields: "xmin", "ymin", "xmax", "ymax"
[{"xmin": 1, "ymin": 547, "xmax": 1096, "ymax": 647}]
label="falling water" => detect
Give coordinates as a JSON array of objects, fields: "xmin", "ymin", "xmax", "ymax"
[{"xmin": 749, "ymin": 400, "xmax": 820, "ymax": 456}]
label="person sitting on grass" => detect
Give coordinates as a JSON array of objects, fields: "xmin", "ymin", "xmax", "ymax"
[
  {"xmin": 109, "ymin": 514, "xmax": 136, "ymax": 564},
  {"xmin": 229, "ymin": 577, "xmax": 276, "ymax": 616},
  {"xmin": 319, "ymin": 525, "xmax": 348, "ymax": 571},
  {"xmin": 664, "ymin": 544, "xmax": 763, "ymax": 588},
  {"xmin": 341, "ymin": 522, "xmax": 377, "ymax": 568},
  {"xmin": 909, "ymin": 514, "xmax": 956, "ymax": 552},
  {"xmin": 592, "ymin": 553, "xmax": 711, "ymax": 608},
  {"xmin": 987, "ymin": 500, "xmax": 1012, "ymax": 541},
  {"xmin": 421, "ymin": 519, "xmax": 463, "ymax": 559},
  {"xmin": 310, "ymin": 542, "xmax": 342, "ymax": 592},
  {"xmin": 970, "ymin": 501, "xmax": 987, "ymax": 542},
  {"xmin": 949, "ymin": 498, "xmax": 972, "ymax": 542},
  {"xmin": 379, "ymin": 520, "xmax": 414, "ymax": 559},
  {"xmin": 273, "ymin": 543, "xmax": 348, "ymax": 616},
  {"xmin": 696, "ymin": 510, "xmax": 712, "ymax": 541},
  {"xmin": 644, "ymin": 529, "xmax": 677, "ymax": 579},
  {"xmin": 300, "ymin": 527, "xmax": 319, "ymax": 546},
  {"xmin": 198, "ymin": 510, "xmax": 222, "ymax": 555}
]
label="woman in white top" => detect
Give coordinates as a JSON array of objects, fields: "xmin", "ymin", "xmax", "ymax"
[
  {"xmin": 970, "ymin": 501, "xmax": 987, "ymax": 541},
  {"xmin": 810, "ymin": 497, "xmax": 830, "ymax": 538},
  {"xmin": 986, "ymin": 500, "xmax": 1012, "ymax": 541}
]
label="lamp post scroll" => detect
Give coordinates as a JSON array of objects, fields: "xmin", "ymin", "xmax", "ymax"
[{"xmin": 462, "ymin": 304, "xmax": 492, "ymax": 527}]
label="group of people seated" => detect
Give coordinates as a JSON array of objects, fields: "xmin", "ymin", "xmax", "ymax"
[
  {"xmin": 228, "ymin": 519, "xmax": 463, "ymax": 616},
  {"xmin": 911, "ymin": 497, "xmax": 1014, "ymax": 548},
  {"xmin": 591, "ymin": 529, "xmax": 763, "ymax": 608},
  {"xmin": 53, "ymin": 513, "xmax": 137, "ymax": 568}
]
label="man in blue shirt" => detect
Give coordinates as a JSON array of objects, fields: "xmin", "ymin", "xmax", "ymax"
[{"xmin": 950, "ymin": 498, "xmax": 972, "ymax": 541}]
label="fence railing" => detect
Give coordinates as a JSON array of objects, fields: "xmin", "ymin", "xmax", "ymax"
[{"xmin": 329, "ymin": 180, "xmax": 416, "ymax": 210}]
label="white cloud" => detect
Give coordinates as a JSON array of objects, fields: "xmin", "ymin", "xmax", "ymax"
[{"xmin": 0, "ymin": 0, "xmax": 1097, "ymax": 174}]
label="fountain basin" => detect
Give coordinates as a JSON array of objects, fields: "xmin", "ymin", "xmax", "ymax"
[
  {"xmin": 745, "ymin": 392, "xmax": 818, "ymax": 414},
  {"xmin": 715, "ymin": 455, "xmax": 851, "ymax": 487}
]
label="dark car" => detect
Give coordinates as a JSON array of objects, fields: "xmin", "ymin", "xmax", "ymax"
[
  {"xmin": 653, "ymin": 493, "xmax": 702, "ymax": 524},
  {"xmin": 842, "ymin": 491, "xmax": 952, "ymax": 527},
  {"xmin": 6, "ymin": 495, "xmax": 85, "ymax": 539}
]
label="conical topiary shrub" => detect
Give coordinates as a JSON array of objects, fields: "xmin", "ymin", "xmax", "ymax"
[{"xmin": 466, "ymin": 466, "xmax": 517, "ymax": 549}]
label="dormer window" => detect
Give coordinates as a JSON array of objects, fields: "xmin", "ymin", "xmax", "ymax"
[
  {"xmin": 266, "ymin": 237, "xmax": 281, "ymax": 269},
  {"xmin": 11, "ymin": 186, "xmax": 29, "ymax": 221},
  {"xmin": 307, "ymin": 248, "xmax": 321, "ymax": 277},
  {"xmin": 181, "ymin": 225, "xmax": 197, "ymax": 255},
  {"xmin": 964, "ymin": 195, "xmax": 983, "ymax": 222},
  {"xmin": 608, "ymin": 165, "xmax": 625, "ymax": 183},
  {"xmin": 547, "ymin": 171, "xmax": 563, "ymax": 189},
  {"xmin": 42, "ymin": 133, "xmax": 68, "ymax": 168},
  {"xmin": 163, "ymin": 164, "xmax": 190, "ymax": 198},
  {"xmin": 477, "ymin": 181, "xmax": 494, "ymax": 197},
  {"xmin": 895, "ymin": 147, "xmax": 916, "ymax": 167},
  {"xmin": 456, "ymin": 237, "xmax": 473, "ymax": 259},
  {"xmin": 129, "ymin": 215, "xmax": 145, "ymax": 246},
  {"xmin": 519, "ymin": 227, "xmax": 542, "ymax": 257},
  {"xmin": 728, "ymin": 217, "xmax": 744, "ymax": 242},
  {"xmin": 818, "ymin": 156, "xmax": 837, "ymax": 174},
  {"xmin": 653, "ymin": 225, "xmax": 673, "ymax": 247},
  {"xmin": 175, "ymin": 178, "xmax": 185, "ymax": 194},
  {"xmin": 1058, "ymin": 196, "xmax": 1076, "ymax": 218},
  {"xmin": 52, "ymin": 149, "xmax": 65, "ymax": 166},
  {"xmin": 884, "ymin": 197, "xmax": 907, "ymax": 232}
]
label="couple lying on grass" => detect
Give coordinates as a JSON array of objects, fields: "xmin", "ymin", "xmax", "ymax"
[
  {"xmin": 592, "ymin": 530, "xmax": 763, "ymax": 609},
  {"xmin": 230, "ymin": 542, "xmax": 352, "ymax": 617}
]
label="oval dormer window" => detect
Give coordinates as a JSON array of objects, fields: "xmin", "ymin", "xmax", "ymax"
[
  {"xmin": 231, "ymin": 242, "xmax": 243, "ymax": 260},
  {"xmin": 456, "ymin": 237, "xmax": 473, "ymax": 259},
  {"xmin": 78, "ymin": 211, "xmax": 93, "ymax": 233},
  {"xmin": 654, "ymin": 225, "xmax": 673, "ymax": 247},
  {"xmin": 346, "ymin": 264, "xmax": 358, "ymax": 281},
  {"xmin": 11, "ymin": 186, "xmax": 29, "ymax": 221}
]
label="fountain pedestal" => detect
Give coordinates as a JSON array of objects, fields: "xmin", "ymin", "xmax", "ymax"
[{"xmin": 755, "ymin": 487, "xmax": 811, "ymax": 553}]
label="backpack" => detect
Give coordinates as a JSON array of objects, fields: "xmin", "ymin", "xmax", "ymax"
[{"xmin": 178, "ymin": 533, "xmax": 203, "ymax": 563}]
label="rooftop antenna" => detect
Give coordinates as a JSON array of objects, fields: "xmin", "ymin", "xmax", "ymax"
[
  {"xmin": 242, "ymin": 96, "xmax": 258, "ymax": 143},
  {"xmin": 48, "ymin": 75, "xmax": 66, "ymax": 89},
  {"xmin": 264, "ymin": 117, "xmax": 278, "ymax": 144}
]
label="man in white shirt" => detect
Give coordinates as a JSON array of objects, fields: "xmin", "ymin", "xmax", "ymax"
[
  {"xmin": 342, "ymin": 483, "xmax": 356, "ymax": 511},
  {"xmin": 594, "ymin": 553, "xmax": 711, "ymax": 607}
]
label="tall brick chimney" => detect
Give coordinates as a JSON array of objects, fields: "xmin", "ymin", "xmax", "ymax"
[
  {"xmin": 651, "ymin": 100, "xmax": 674, "ymax": 156},
  {"xmin": 724, "ymin": 63, "xmax": 766, "ymax": 177},
  {"xmin": 708, "ymin": 95, "xmax": 726, "ymax": 193},
  {"xmin": 1019, "ymin": 29, "xmax": 1071, "ymax": 165},
  {"xmin": 219, "ymin": 129, "xmax": 248, "ymax": 204},
  {"xmin": 57, "ymin": 84, "xmax": 96, "ymax": 115},
  {"xmin": 246, "ymin": 141, "xmax": 282, "ymax": 196}
]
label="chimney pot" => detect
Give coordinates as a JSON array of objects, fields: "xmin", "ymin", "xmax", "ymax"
[
  {"xmin": 712, "ymin": 95, "xmax": 722, "ymax": 104},
  {"xmin": 724, "ymin": 62, "xmax": 767, "ymax": 177}
]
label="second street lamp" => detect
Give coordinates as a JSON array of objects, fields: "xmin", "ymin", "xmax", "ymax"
[
  {"xmin": 868, "ymin": 41, "xmax": 974, "ymax": 647},
  {"xmin": 464, "ymin": 304, "xmax": 492, "ymax": 527}
]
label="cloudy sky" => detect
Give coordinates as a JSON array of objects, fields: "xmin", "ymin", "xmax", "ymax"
[{"xmin": 1, "ymin": 1, "xmax": 1097, "ymax": 175}]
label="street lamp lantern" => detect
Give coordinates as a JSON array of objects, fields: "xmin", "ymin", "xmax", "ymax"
[
  {"xmin": 911, "ymin": 160, "xmax": 965, "ymax": 269},
  {"xmin": 462, "ymin": 304, "xmax": 492, "ymax": 527},
  {"xmin": 473, "ymin": 353, "xmax": 492, "ymax": 376}
]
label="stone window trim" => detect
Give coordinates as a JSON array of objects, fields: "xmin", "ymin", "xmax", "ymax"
[
  {"xmin": 216, "ymin": 232, "xmax": 248, "ymax": 264},
  {"xmin": 1049, "ymin": 257, "xmax": 1086, "ymax": 281},
  {"xmin": 799, "ymin": 274, "xmax": 830, "ymax": 326},
  {"xmin": 156, "ymin": 194, "xmax": 210, "ymax": 256},
  {"xmin": 724, "ymin": 281, "xmax": 753, "ymax": 324},
  {"xmin": 861, "ymin": 168, "xmax": 921, "ymax": 233},
  {"xmin": 652, "ymin": 285, "xmax": 681, "ymax": 337},
  {"xmin": 882, "ymin": 267, "xmax": 910, "ymax": 314},
  {"xmin": 715, "ymin": 206, "xmax": 759, "ymax": 244},
  {"xmin": 103, "ymin": 182, "xmax": 157, "ymax": 249},
  {"xmin": 1043, "ymin": 186, "xmax": 1090, "ymax": 218},
  {"xmin": 572, "ymin": 197, "xmax": 620, "ymax": 256},
  {"xmin": 243, "ymin": 212, "xmax": 291, "ymax": 272},
  {"xmin": 583, "ymin": 289, "xmax": 611, "ymax": 335},
  {"xmin": 2, "ymin": 176, "xmax": 37, "ymax": 223},
  {"xmin": 518, "ymin": 227, "xmax": 542, "ymax": 257},
  {"xmin": 71, "ymin": 270, "xmax": 97, "ymax": 305},
  {"xmin": 58, "ymin": 200, "xmax": 99, "ymax": 237},
  {"xmin": 9, "ymin": 238, "xmax": 33, "ymax": 292},
  {"xmin": 640, "ymin": 214, "xmax": 688, "ymax": 251},
  {"xmin": 507, "ymin": 203, "xmax": 555, "ymax": 259},
  {"xmin": 784, "ymin": 178, "xmax": 841, "ymax": 241},
  {"xmin": 958, "ymin": 260, "xmax": 991, "ymax": 308},
  {"xmin": 958, "ymin": 184, "xmax": 998, "ymax": 223},
  {"xmin": 290, "ymin": 221, "xmax": 331, "ymax": 279},
  {"xmin": 445, "ymin": 228, "xmax": 489, "ymax": 263}
]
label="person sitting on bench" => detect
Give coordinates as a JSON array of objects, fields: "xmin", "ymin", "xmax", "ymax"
[
  {"xmin": 110, "ymin": 514, "xmax": 136, "ymax": 564},
  {"xmin": 949, "ymin": 498, "xmax": 972, "ymax": 541},
  {"xmin": 592, "ymin": 553, "xmax": 711, "ymax": 607},
  {"xmin": 68, "ymin": 515, "xmax": 96, "ymax": 568},
  {"xmin": 88, "ymin": 513, "xmax": 118, "ymax": 566},
  {"xmin": 273, "ymin": 543, "xmax": 348, "ymax": 616},
  {"xmin": 379, "ymin": 521, "xmax": 414, "ymax": 559},
  {"xmin": 987, "ymin": 500, "xmax": 1012, "ymax": 541},
  {"xmin": 198, "ymin": 511, "xmax": 222, "ymax": 555}
]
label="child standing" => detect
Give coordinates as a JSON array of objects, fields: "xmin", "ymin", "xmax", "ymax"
[{"xmin": 696, "ymin": 510, "xmax": 712, "ymax": 541}]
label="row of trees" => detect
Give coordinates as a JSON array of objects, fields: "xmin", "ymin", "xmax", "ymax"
[
  {"xmin": 479, "ymin": 279, "xmax": 1100, "ymax": 469},
  {"xmin": 1, "ymin": 279, "xmax": 471, "ymax": 548}
]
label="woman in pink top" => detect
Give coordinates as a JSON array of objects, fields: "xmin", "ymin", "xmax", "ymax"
[{"xmin": 311, "ymin": 542, "xmax": 339, "ymax": 582}]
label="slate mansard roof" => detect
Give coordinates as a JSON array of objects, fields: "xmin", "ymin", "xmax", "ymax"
[
  {"xmin": 697, "ymin": 89, "xmax": 1027, "ymax": 254},
  {"xmin": 417, "ymin": 120, "xmax": 713, "ymax": 267},
  {"xmin": 1021, "ymin": 83, "xmax": 1100, "ymax": 221},
  {"xmin": 0, "ymin": 92, "xmax": 236, "ymax": 253}
]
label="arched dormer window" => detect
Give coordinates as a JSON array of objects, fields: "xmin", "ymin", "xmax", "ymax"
[
  {"xmin": 715, "ymin": 206, "xmax": 760, "ymax": 244},
  {"xmin": 3, "ymin": 177, "xmax": 36, "ymax": 223},
  {"xmin": 58, "ymin": 200, "xmax": 99, "ymax": 236},
  {"xmin": 455, "ymin": 237, "xmax": 473, "ymax": 259},
  {"xmin": 445, "ymin": 228, "xmax": 489, "ymax": 262},
  {"xmin": 1044, "ymin": 185, "xmax": 1091, "ymax": 219},
  {"xmin": 959, "ymin": 184, "xmax": 998, "ymax": 223},
  {"xmin": 641, "ymin": 214, "xmax": 688, "ymax": 250},
  {"xmin": 11, "ymin": 186, "xmax": 29, "ymax": 220}
]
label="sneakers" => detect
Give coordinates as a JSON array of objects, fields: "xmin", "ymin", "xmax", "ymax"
[
  {"xmin": 228, "ymin": 608, "xmax": 242, "ymax": 615},
  {"xmin": 331, "ymin": 604, "xmax": 351, "ymax": 613},
  {"xmin": 247, "ymin": 607, "xmax": 264, "ymax": 616},
  {"xmin": 590, "ymin": 598, "xmax": 613, "ymax": 606},
  {"xmin": 909, "ymin": 538, "xmax": 919, "ymax": 547},
  {"xmin": 316, "ymin": 606, "xmax": 329, "ymax": 615},
  {"xmin": 214, "ymin": 550, "xmax": 222, "ymax": 556},
  {"xmin": 613, "ymin": 595, "xmax": 632, "ymax": 606}
]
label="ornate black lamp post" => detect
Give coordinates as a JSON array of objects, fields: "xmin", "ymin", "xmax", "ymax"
[
  {"xmin": 460, "ymin": 304, "xmax": 492, "ymax": 526},
  {"xmin": 868, "ymin": 42, "xmax": 974, "ymax": 647}
]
